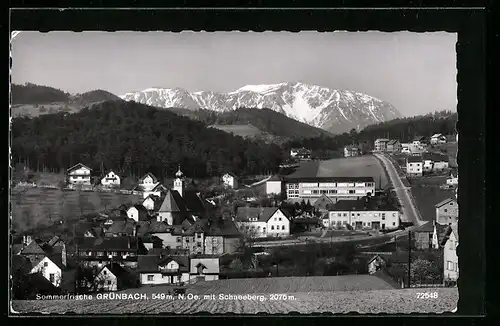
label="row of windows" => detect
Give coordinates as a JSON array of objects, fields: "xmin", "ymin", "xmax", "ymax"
[
  {"xmin": 83, "ymin": 251, "xmax": 133, "ymax": 256},
  {"xmin": 329, "ymin": 221, "xmax": 397, "ymax": 227},
  {"xmin": 446, "ymin": 261, "xmax": 459, "ymax": 272},
  {"xmin": 287, "ymin": 183, "xmax": 375, "ymax": 189},
  {"xmin": 331, "ymin": 212, "xmax": 396, "ymax": 218},
  {"xmin": 245, "ymin": 225, "xmax": 286, "ymax": 231}
]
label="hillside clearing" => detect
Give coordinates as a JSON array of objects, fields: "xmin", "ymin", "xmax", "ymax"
[
  {"xmin": 11, "ymin": 287, "xmax": 458, "ymax": 314},
  {"xmin": 209, "ymin": 124, "xmax": 263, "ymax": 138},
  {"xmin": 10, "ymin": 188, "xmax": 140, "ymax": 231}
]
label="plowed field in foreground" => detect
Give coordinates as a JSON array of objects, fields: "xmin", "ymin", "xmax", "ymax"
[{"xmin": 12, "ymin": 288, "xmax": 458, "ymax": 314}]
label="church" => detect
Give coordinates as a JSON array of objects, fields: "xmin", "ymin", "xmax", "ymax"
[{"xmin": 150, "ymin": 166, "xmax": 214, "ymax": 226}]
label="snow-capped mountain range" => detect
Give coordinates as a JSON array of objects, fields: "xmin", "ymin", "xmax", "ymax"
[{"xmin": 120, "ymin": 82, "xmax": 401, "ymax": 134}]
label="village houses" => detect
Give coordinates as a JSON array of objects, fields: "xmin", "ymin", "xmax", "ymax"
[
  {"xmin": 222, "ymin": 172, "xmax": 239, "ymax": 189},
  {"xmin": 343, "ymin": 145, "xmax": 360, "ymax": 157},
  {"xmin": 435, "ymin": 198, "xmax": 459, "ymax": 225},
  {"xmin": 386, "ymin": 139, "xmax": 401, "ymax": 153},
  {"xmin": 93, "ymin": 263, "xmax": 135, "ymax": 292},
  {"xmin": 422, "ymin": 152, "xmax": 449, "ymax": 173},
  {"xmin": 374, "ymin": 138, "xmax": 390, "ymax": 152},
  {"xmin": 137, "ymin": 254, "xmax": 220, "ymax": 285},
  {"xmin": 234, "ymin": 207, "xmax": 291, "ymax": 238},
  {"xmin": 430, "ymin": 133, "xmax": 447, "ymax": 145},
  {"xmin": 14, "ymin": 235, "xmax": 68, "ymax": 288},
  {"xmin": 67, "ymin": 163, "xmax": 92, "ymax": 186}
]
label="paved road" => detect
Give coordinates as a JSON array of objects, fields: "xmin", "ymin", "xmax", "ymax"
[
  {"xmin": 373, "ymin": 153, "xmax": 423, "ymax": 226},
  {"xmin": 251, "ymin": 230, "xmax": 410, "ymax": 248}
]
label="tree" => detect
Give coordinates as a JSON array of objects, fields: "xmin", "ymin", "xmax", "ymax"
[
  {"xmin": 406, "ymin": 258, "xmax": 441, "ymax": 284},
  {"xmin": 229, "ymin": 258, "xmax": 244, "ymax": 271}
]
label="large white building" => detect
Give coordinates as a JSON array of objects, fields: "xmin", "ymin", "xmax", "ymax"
[
  {"xmin": 323, "ymin": 198, "xmax": 400, "ymax": 230},
  {"xmin": 235, "ymin": 207, "xmax": 291, "ymax": 238},
  {"xmin": 284, "ymin": 176, "xmax": 375, "ymax": 203}
]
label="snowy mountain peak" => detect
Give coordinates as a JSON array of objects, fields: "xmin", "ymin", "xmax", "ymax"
[{"xmin": 120, "ymin": 82, "xmax": 401, "ymax": 134}]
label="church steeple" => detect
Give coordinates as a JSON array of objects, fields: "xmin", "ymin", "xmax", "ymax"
[{"xmin": 173, "ymin": 164, "xmax": 185, "ymax": 197}]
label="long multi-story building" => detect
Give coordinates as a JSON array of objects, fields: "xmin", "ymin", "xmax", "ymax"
[
  {"xmin": 323, "ymin": 198, "xmax": 400, "ymax": 230},
  {"xmin": 284, "ymin": 176, "xmax": 375, "ymax": 202}
]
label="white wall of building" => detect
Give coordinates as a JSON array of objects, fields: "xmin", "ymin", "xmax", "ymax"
[
  {"xmin": 266, "ymin": 181, "xmax": 282, "ymax": 195},
  {"xmin": 266, "ymin": 210, "xmax": 290, "ymax": 237},
  {"xmin": 95, "ymin": 267, "xmax": 118, "ymax": 291},
  {"xmin": 140, "ymin": 272, "xmax": 189, "ymax": 285},
  {"xmin": 68, "ymin": 166, "xmax": 91, "ymax": 185},
  {"xmin": 443, "ymin": 232, "xmax": 459, "ymax": 281},
  {"xmin": 127, "ymin": 207, "xmax": 139, "ymax": 222},
  {"xmin": 101, "ymin": 171, "xmax": 121, "ymax": 187},
  {"xmin": 327, "ymin": 210, "xmax": 399, "ymax": 230},
  {"xmin": 30, "ymin": 257, "xmax": 62, "ymax": 287}
]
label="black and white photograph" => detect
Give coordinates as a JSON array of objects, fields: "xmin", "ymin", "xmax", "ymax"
[{"xmin": 9, "ymin": 30, "xmax": 460, "ymax": 314}]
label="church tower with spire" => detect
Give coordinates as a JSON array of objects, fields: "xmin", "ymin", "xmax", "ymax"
[{"xmin": 173, "ymin": 165, "xmax": 185, "ymax": 197}]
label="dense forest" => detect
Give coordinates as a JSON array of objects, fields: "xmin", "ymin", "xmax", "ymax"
[
  {"xmin": 11, "ymin": 83, "xmax": 70, "ymax": 105},
  {"xmin": 286, "ymin": 110, "xmax": 458, "ymax": 151},
  {"xmin": 11, "ymin": 101, "xmax": 285, "ymax": 179},
  {"xmin": 163, "ymin": 107, "xmax": 332, "ymax": 140}
]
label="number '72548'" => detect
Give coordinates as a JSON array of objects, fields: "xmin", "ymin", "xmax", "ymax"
[{"xmin": 416, "ymin": 292, "xmax": 438, "ymax": 299}]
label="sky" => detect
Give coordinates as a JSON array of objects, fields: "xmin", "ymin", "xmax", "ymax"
[{"xmin": 11, "ymin": 31, "xmax": 457, "ymax": 116}]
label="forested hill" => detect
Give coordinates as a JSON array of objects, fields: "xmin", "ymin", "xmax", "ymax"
[
  {"xmin": 11, "ymin": 83, "xmax": 123, "ymax": 117},
  {"xmin": 163, "ymin": 107, "xmax": 333, "ymax": 140},
  {"xmin": 11, "ymin": 100, "xmax": 285, "ymax": 179},
  {"xmin": 357, "ymin": 110, "xmax": 457, "ymax": 142},
  {"xmin": 285, "ymin": 110, "xmax": 458, "ymax": 151},
  {"xmin": 11, "ymin": 83, "xmax": 70, "ymax": 105}
]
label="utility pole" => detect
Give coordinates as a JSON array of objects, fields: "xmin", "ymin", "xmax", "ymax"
[{"xmin": 407, "ymin": 230, "xmax": 412, "ymax": 288}]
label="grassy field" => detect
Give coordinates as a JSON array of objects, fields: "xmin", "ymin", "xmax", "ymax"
[
  {"xmin": 11, "ymin": 103, "xmax": 80, "ymax": 117},
  {"xmin": 209, "ymin": 124, "xmax": 263, "ymax": 138},
  {"xmin": 410, "ymin": 180, "xmax": 455, "ymax": 221},
  {"xmin": 11, "ymin": 287, "xmax": 458, "ymax": 314},
  {"xmin": 317, "ymin": 156, "xmax": 389, "ymax": 189},
  {"xmin": 10, "ymin": 188, "xmax": 141, "ymax": 230}
]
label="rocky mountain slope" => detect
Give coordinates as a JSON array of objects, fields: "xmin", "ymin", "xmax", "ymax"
[{"xmin": 121, "ymin": 82, "xmax": 402, "ymax": 134}]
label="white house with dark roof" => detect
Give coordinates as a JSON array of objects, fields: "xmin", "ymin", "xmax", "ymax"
[
  {"xmin": 222, "ymin": 172, "xmax": 239, "ymax": 189},
  {"xmin": 137, "ymin": 172, "xmax": 159, "ymax": 194},
  {"xmin": 430, "ymin": 133, "xmax": 447, "ymax": 145},
  {"xmin": 29, "ymin": 256, "xmax": 63, "ymax": 287},
  {"xmin": 94, "ymin": 263, "xmax": 133, "ymax": 292},
  {"xmin": 126, "ymin": 204, "xmax": 149, "ymax": 222},
  {"xmin": 142, "ymin": 194, "xmax": 163, "ymax": 211},
  {"xmin": 235, "ymin": 207, "xmax": 291, "ymax": 238},
  {"xmin": 138, "ymin": 255, "xmax": 190, "ymax": 285},
  {"xmin": 100, "ymin": 170, "xmax": 121, "ymax": 187},
  {"xmin": 406, "ymin": 156, "xmax": 423, "ymax": 177},
  {"xmin": 67, "ymin": 163, "xmax": 92, "ymax": 185}
]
